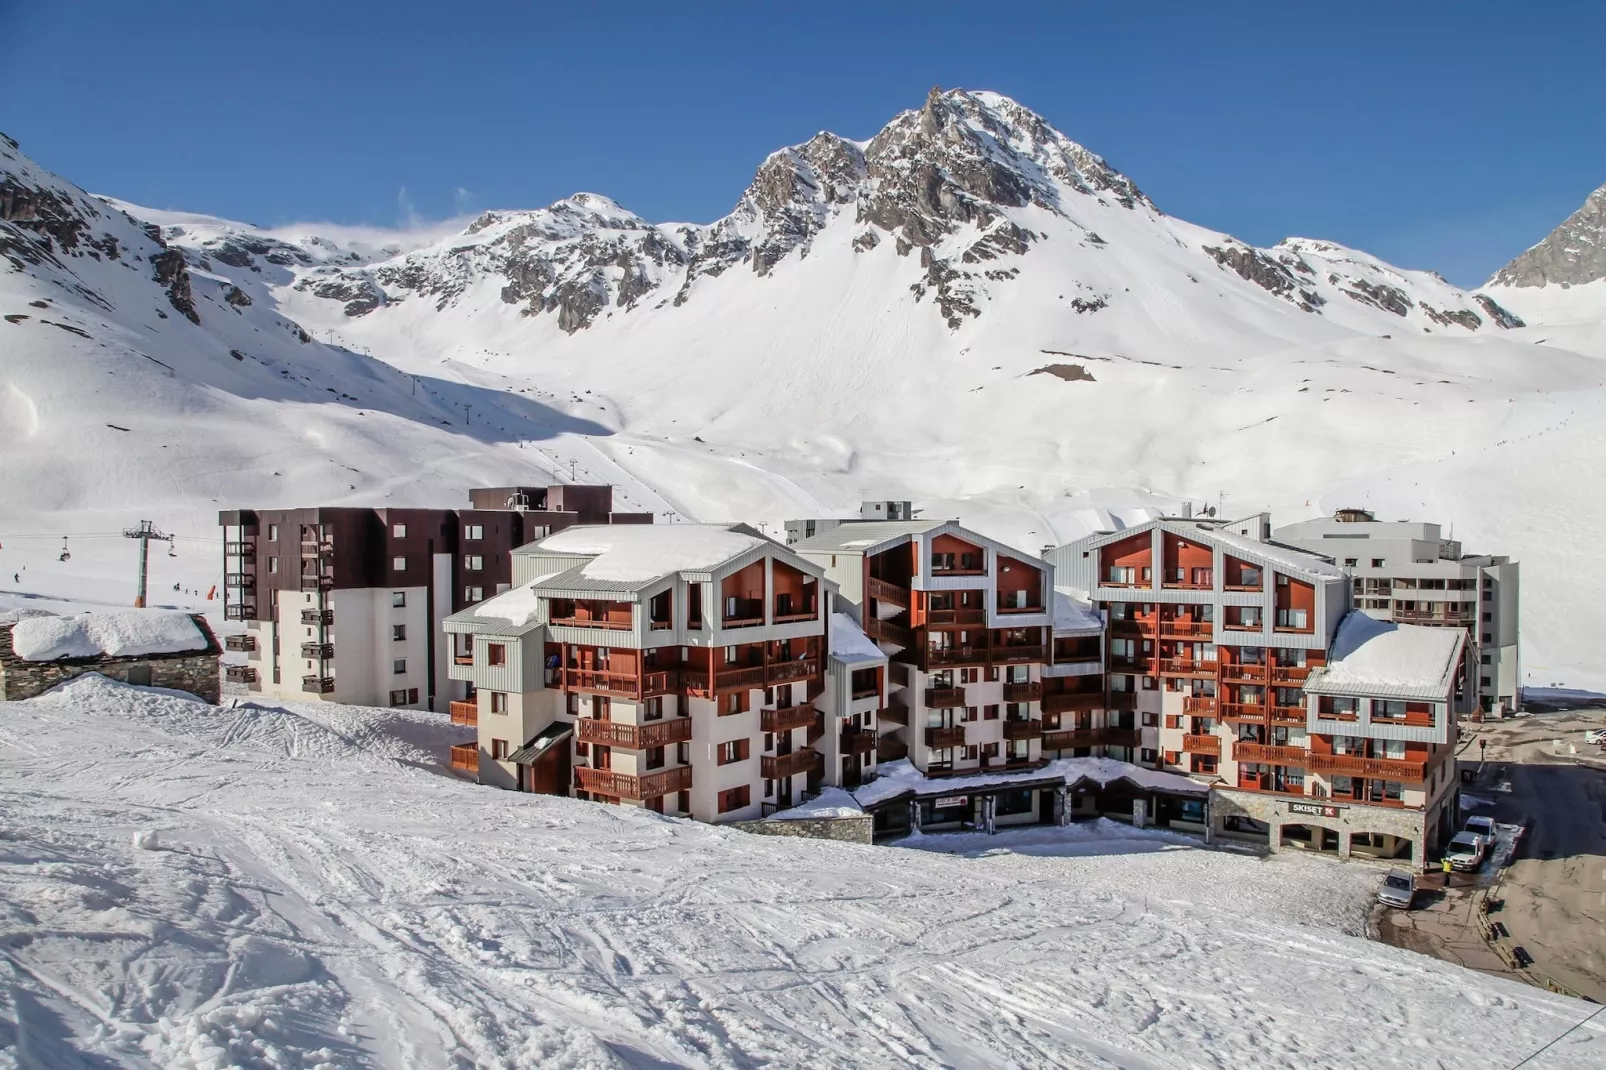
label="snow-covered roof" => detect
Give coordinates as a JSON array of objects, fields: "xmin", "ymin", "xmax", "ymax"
[
  {"xmin": 853, "ymin": 757, "xmax": 1208, "ymax": 809},
  {"xmin": 1303, "ymin": 612, "xmax": 1465, "ymax": 700},
  {"xmin": 789, "ymin": 520, "xmax": 946, "ymax": 554},
  {"xmin": 768, "ymin": 787, "xmax": 866, "ymax": 821},
  {"xmin": 1052, "ymin": 588, "xmax": 1103, "ymax": 634},
  {"xmin": 6, "ymin": 610, "xmax": 208, "ymax": 663},
  {"xmin": 469, "ymin": 580, "xmax": 549, "ymax": 627},
  {"xmin": 1192, "ymin": 526, "xmax": 1345, "ymax": 580},
  {"xmin": 829, "ymin": 613, "xmax": 885, "ymax": 665},
  {"xmin": 533, "ymin": 524, "xmax": 769, "ymax": 585}
]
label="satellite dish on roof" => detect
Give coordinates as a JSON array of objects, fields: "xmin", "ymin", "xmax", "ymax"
[{"xmin": 1206, "ymin": 506, "xmax": 1217, "ymax": 517}]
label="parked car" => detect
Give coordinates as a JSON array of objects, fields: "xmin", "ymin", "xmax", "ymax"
[
  {"xmin": 1377, "ymin": 869, "xmax": 1416, "ymax": 909},
  {"xmin": 1445, "ymin": 831, "xmax": 1487, "ymax": 872},
  {"xmin": 1583, "ymin": 728, "xmax": 1606, "ymax": 746},
  {"xmin": 1463, "ymin": 815, "xmax": 1497, "ymax": 847}
]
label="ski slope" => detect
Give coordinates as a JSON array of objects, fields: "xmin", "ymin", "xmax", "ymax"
[{"xmin": 0, "ymin": 673, "xmax": 1601, "ymax": 1069}]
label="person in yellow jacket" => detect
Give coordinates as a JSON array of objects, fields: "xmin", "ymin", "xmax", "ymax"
[{"xmin": 1441, "ymin": 856, "xmax": 1454, "ymax": 887}]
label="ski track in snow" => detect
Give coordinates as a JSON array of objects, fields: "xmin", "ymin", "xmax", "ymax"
[{"xmin": 0, "ymin": 676, "xmax": 1602, "ymax": 1069}]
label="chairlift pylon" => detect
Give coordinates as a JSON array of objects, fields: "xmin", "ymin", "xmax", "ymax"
[{"xmin": 59, "ymin": 537, "xmax": 70, "ymax": 563}]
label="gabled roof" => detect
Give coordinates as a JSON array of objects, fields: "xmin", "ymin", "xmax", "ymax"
[
  {"xmin": 789, "ymin": 519, "xmax": 947, "ymax": 555},
  {"xmin": 1303, "ymin": 613, "xmax": 1465, "ymax": 700},
  {"xmin": 829, "ymin": 613, "xmax": 886, "ymax": 665},
  {"xmin": 1068, "ymin": 519, "xmax": 1344, "ymax": 582},
  {"xmin": 513, "ymin": 523, "xmax": 826, "ymax": 594},
  {"xmin": 1052, "ymin": 588, "xmax": 1103, "ymax": 635}
]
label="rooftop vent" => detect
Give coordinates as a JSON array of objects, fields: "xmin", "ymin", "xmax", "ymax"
[{"xmin": 1333, "ymin": 508, "xmax": 1375, "ymax": 523}]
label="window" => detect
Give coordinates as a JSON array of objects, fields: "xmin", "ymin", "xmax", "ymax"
[
  {"xmin": 491, "ymin": 739, "xmax": 509, "ymax": 760},
  {"xmin": 1107, "ymin": 565, "xmax": 1136, "ymax": 585},
  {"xmin": 1275, "ymin": 608, "xmax": 1308, "ymax": 629},
  {"xmin": 1382, "ymin": 739, "xmax": 1407, "ymax": 760},
  {"xmin": 721, "ymin": 691, "xmax": 747, "ymax": 716},
  {"xmin": 388, "ymin": 689, "xmax": 408, "ymax": 707},
  {"xmin": 965, "ymin": 744, "xmax": 979, "ymax": 760},
  {"xmin": 490, "ymin": 691, "xmax": 508, "ymax": 713},
  {"xmin": 393, "ymin": 659, "xmax": 406, "ymax": 675},
  {"xmin": 1482, "ymin": 633, "xmax": 1493, "ymax": 644},
  {"xmin": 725, "ymin": 646, "xmax": 738, "ymax": 664},
  {"xmin": 392, "ymin": 556, "xmax": 407, "ymax": 570},
  {"xmin": 646, "ymin": 746, "xmax": 665, "ymax": 770},
  {"xmin": 931, "ymin": 552, "xmax": 954, "ymax": 571},
  {"xmin": 1343, "ymin": 558, "xmax": 1357, "ymax": 567},
  {"xmin": 1482, "ymin": 612, "xmax": 1492, "ymax": 622},
  {"xmin": 1140, "ymin": 748, "xmax": 1157, "ymax": 764},
  {"xmin": 465, "ymin": 524, "xmax": 484, "ymax": 540},
  {"xmin": 1373, "ymin": 700, "xmax": 1406, "ymax": 720},
  {"xmin": 1482, "ymin": 588, "xmax": 1492, "ymax": 601},
  {"xmin": 267, "ymin": 524, "xmax": 279, "ymax": 542},
  {"xmin": 717, "ymin": 739, "xmax": 749, "ymax": 766},
  {"xmin": 267, "ymin": 557, "xmax": 279, "ymax": 574},
  {"xmin": 393, "ymin": 524, "xmax": 407, "ymax": 538},
  {"xmin": 1371, "ymin": 558, "xmax": 1385, "ymax": 568},
  {"xmin": 984, "ymin": 704, "xmax": 999, "ymax": 721},
  {"xmin": 644, "ymin": 697, "xmax": 664, "ymax": 721},
  {"xmin": 1142, "ymin": 711, "xmax": 1158, "ymax": 727},
  {"xmin": 392, "ymin": 624, "xmax": 406, "ymax": 642},
  {"xmin": 1481, "ymin": 675, "xmax": 1492, "ymax": 687},
  {"xmin": 1165, "ymin": 714, "xmax": 1181, "ymax": 730},
  {"xmin": 487, "ymin": 642, "xmax": 507, "ymax": 666},
  {"xmin": 718, "ymin": 786, "xmax": 751, "ymax": 813},
  {"xmin": 392, "ymin": 591, "xmax": 406, "ymax": 608},
  {"xmin": 1480, "ymin": 654, "xmax": 1491, "ymax": 665},
  {"xmin": 962, "ymin": 706, "xmax": 978, "ymax": 722},
  {"xmin": 465, "ymin": 555, "xmax": 484, "ymax": 572}
]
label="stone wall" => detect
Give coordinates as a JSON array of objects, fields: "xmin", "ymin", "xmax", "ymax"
[
  {"xmin": 733, "ymin": 814, "xmax": 875, "ymax": 845},
  {"xmin": 0, "ymin": 620, "xmax": 222, "ymax": 704}
]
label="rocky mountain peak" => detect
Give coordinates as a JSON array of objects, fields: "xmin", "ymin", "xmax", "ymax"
[{"xmin": 1489, "ymin": 182, "xmax": 1606, "ymax": 288}]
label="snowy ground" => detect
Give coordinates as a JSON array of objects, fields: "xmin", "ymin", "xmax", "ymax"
[{"xmin": 0, "ymin": 676, "xmax": 1601, "ymax": 1069}]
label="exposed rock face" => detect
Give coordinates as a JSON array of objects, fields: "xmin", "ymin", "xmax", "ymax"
[
  {"xmin": 1344, "ymin": 279, "xmax": 1413, "ymax": 317},
  {"xmin": 151, "ymin": 248, "xmax": 200, "ymax": 323},
  {"xmin": 1203, "ymin": 242, "xmax": 1322, "ymax": 312},
  {"xmin": 1422, "ymin": 303, "xmax": 1481, "ymax": 331},
  {"xmin": 223, "ymin": 285, "xmax": 252, "ymax": 308},
  {"xmin": 1489, "ymin": 183, "xmax": 1606, "ymax": 287},
  {"xmin": 296, "ymin": 273, "xmax": 384, "ymax": 317},
  {"xmin": 1472, "ymin": 293, "xmax": 1524, "ymax": 328}
]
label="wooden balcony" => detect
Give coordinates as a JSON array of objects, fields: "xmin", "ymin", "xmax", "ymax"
[
  {"xmin": 1003, "ymin": 681, "xmax": 1041, "ymax": 702},
  {"xmin": 301, "ymin": 609, "xmax": 333, "ymax": 626},
  {"xmin": 1222, "ymin": 620, "xmax": 1263, "ymax": 632},
  {"xmin": 576, "ymin": 716, "xmax": 693, "ymax": 749},
  {"xmin": 867, "ymin": 576, "xmax": 911, "ymax": 608},
  {"xmin": 925, "ymin": 725, "xmax": 967, "ymax": 749},
  {"xmin": 1181, "ymin": 734, "xmax": 1221, "ymax": 756},
  {"xmin": 864, "ymin": 616, "xmax": 912, "ymax": 647},
  {"xmin": 299, "ymin": 539, "xmax": 333, "ymax": 556},
  {"xmin": 1183, "ymin": 696, "xmax": 1217, "ymax": 715},
  {"xmin": 225, "ymin": 664, "xmax": 258, "ymax": 684},
  {"xmin": 925, "ymin": 686, "xmax": 967, "ymax": 708},
  {"xmin": 1220, "ymin": 664, "xmax": 1267, "ymax": 682},
  {"xmin": 448, "ymin": 700, "xmax": 478, "ymax": 727},
  {"xmin": 761, "ymin": 701, "xmax": 817, "ymax": 734},
  {"xmin": 453, "ymin": 653, "xmax": 473, "ymax": 666},
  {"xmin": 300, "ymin": 642, "xmax": 334, "ymax": 660},
  {"xmin": 225, "ymin": 572, "xmax": 255, "ymax": 589},
  {"xmin": 576, "ymin": 764, "xmax": 692, "ymax": 799},
  {"xmin": 1219, "ymin": 701, "xmax": 1268, "ymax": 721},
  {"xmin": 224, "ymin": 541, "xmax": 256, "ymax": 558},
  {"xmin": 768, "ymin": 657, "xmax": 821, "ymax": 685},
  {"xmin": 1111, "ymin": 618, "xmax": 1155, "ymax": 637},
  {"xmin": 1393, "ymin": 609, "xmax": 1475, "ymax": 626},
  {"xmin": 879, "ymin": 703, "xmax": 910, "ymax": 726},
  {"xmin": 224, "ymin": 604, "xmax": 257, "ymax": 621},
  {"xmin": 773, "ymin": 600, "xmax": 818, "ymax": 624},
  {"xmin": 721, "ymin": 598, "xmax": 765, "ymax": 629},
  {"xmin": 565, "ymin": 668, "xmax": 683, "ymax": 698},
  {"xmin": 762, "ymin": 750, "xmax": 822, "ymax": 779},
  {"xmin": 840, "ymin": 728, "xmax": 877, "ymax": 755},
  {"xmin": 301, "ymin": 675, "xmax": 335, "ymax": 694},
  {"xmin": 224, "ymin": 634, "xmax": 256, "ymax": 652},
  {"xmin": 993, "ymin": 645, "xmax": 1045, "ymax": 664},
  {"xmin": 1232, "ymin": 741, "xmax": 1309, "ymax": 766},
  {"xmin": 1044, "ymin": 726, "xmax": 1139, "ymax": 750},
  {"xmin": 1270, "ymin": 705, "xmax": 1308, "ymax": 725},
  {"xmin": 1107, "ymin": 692, "xmax": 1138, "ymax": 711},
  {"xmin": 299, "ymin": 573, "xmax": 334, "ymax": 591},
  {"xmin": 994, "ymin": 601, "xmax": 1044, "ymax": 615},
  {"xmin": 1306, "ymin": 753, "xmax": 1426, "ymax": 782},
  {"xmin": 1041, "ymin": 691, "xmax": 1103, "ymax": 714},
  {"xmin": 1159, "ymin": 658, "xmax": 1217, "ymax": 676},
  {"xmin": 851, "ymin": 685, "xmax": 880, "ymax": 701},
  {"xmin": 921, "ymin": 646, "xmax": 989, "ymax": 669},
  {"xmin": 1002, "ymin": 718, "xmax": 1044, "ymax": 741},
  {"xmin": 927, "ymin": 607, "xmax": 986, "ymax": 626},
  {"xmin": 1162, "ymin": 576, "xmax": 1213, "ymax": 590},
  {"xmin": 449, "ymin": 744, "xmax": 478, "ymax": 774},
  {"xmin": 551, "ymin": 614, "xmax": 633, "ymax": 631},
  {"xmin": 876, "ymin": 737, "xmax": 908, "ymax": 763},
  {"xmin": 1269, "ymin": 666, "xmax": 1311, "ymax": 684},
  {"xmin": 1159, "ymin": 620, "xmax": 1212, "ymax": 638}
]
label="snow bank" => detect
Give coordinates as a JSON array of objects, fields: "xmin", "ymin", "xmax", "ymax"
[
  {"xmin": 828, "ymin": 612, "xmax": 883, "ymax": 663},
  {"xmin": 538, "ymin": 524, "xmax": 765, "ymax": 583},
  {"xmin": 9, "ymin": 609, "xmax": 206, "ymax": 661},
  {"xmin": 769, "ymin": 787, "xmax": 865, "ymax": 820},
  {"xmin": 1308, "ymin": 612, "xmax": 1462, "ymax": 695}
]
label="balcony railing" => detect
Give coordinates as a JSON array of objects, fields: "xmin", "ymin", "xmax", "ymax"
[
  {"xmin": 1003, "ymin": 681, "xmax": 1042, "ymax": 702},
  {"xmin": 876, "ymin": 737, "xmax": 908, "ymax": 763},
  {"xmin": 840, "ymin": 728, "xmax": 877, "ymax": 755},
  {"xmin": 925, "ymin": 686, "xmax": 967, "ymax": 708},
  {"xmin": 1107, "ymin": 692, "xmax": 1137, "ymax": 711},
  {"xmin": 1159, "ymin": 658, "xmax": 1217, "ymax": 676},
  {"xmin": 453, "ymin": 653, "xmax": 473, "ymax": 666},
  {"xmin": 300, "ymin": 642, "xmax": 334, "ymax": 660},
  {"xmin": 1219, "ymin": 701, "xmax": 1268, "ymax": 720},
  {"xmin": 1232, "ymin": 741, "xmax": 1309, "ymax": 766},
  {"xmin": 564, "ymin": 668, "xmax": 683, "ymax": 698},
  {"xmin": 1041, "ymin": 691, "xmax": 1103, "ymax": 714},
  {"xmin": 762, "ymin": 750, "xmax": 823, "ymax": 779},
  {"xmin": 1271, "ymin": 705, "xmax": 1308, "ymax": 725},
  {"xmin": 994, "ymin": 645, "xmax": 1045, "ymax": 664},
  {"xmin": 1393, "ymin": 609, "xmax": 1476, "ymax": 626},
  {"xmin": 299, "ymin": 539, "xmax": 333, "ymax": 556},
  {"xmin": 921, "ymin": 646, "xmax": 989, "ymax": 669},
  {"xmin": 448, "ymin": 700, "xmax": 478, "ymax": 727},
  {"xmin": 1002, "ymin": 718, "xmax": 1044, "ymax": 741},
  {"xmin": 224, "ymin": 634, "xmax": 256, "ymax": 653},
  {"xmin": 301, "ymin": 675, "xmax": 335, "ymax": 694},
  {"xmin": 995, "ymin": 600, "xmax": 1044, "ymax": 615},
  {"xmin": 1269, "ymin": 666, "xmax": 1311, "ymax": 684},
  {"xmin": 880, "ymin": 703, "xmax": 910, "ymax": 726},
  {"xmin": 851, "ymin": 685, "xmax": 880, "ymax": 700},
  {"xmin": 1222, "ymin": 620, "xmax": 1263, "ymax": 632},
  {"xmin": 773, "ymin": 600, "xmax": 818, "ymax": 623},
  {"xmin": 225, "ymin": 573, "xmax": 255, "ymax": 589},
  {"xmin": 299, "ymin": 574, "xmax": 334, "ymax": 591},
  {"xmin": 1183, "ymin": 696, "xmax": 1217, "ymax": 715},
  {"xmin": 576, "ymin": 764, "xmax": 692, "ymax": 799},
  {"xmin": 1046, "ymin": 726, "xmax": 1140, "ymax": 750},
  {"xmin": 768, "ymin": 657, "xmax": 820, "ymax": 685},
  {"xmin": 301, "ymin": 609, "xmax": 333, "ymax": 626},
  {"xmin": 225, "ymin": 664, "xmax": 258, "ymax": 684},
  {"xmin": 576, "ymin": 717, "xmax": 693, "ymax": 749},
  {"xmin": 927, "ymin": 607, "xmax": 986, "ymax": 626},
  {"xmin": 867, "ymin": 576, "xmax": 911, "ymax": 608},
  {"xmin": 1181, "ymin": 734, "xmax": 1221, "ymax": 756},
  {"xmin": 1306, "ymin": 753, "xmax": 1427, "ymax": 782},
  {"xmin": 864, "ymin": 616, "xmax": 912, "ymax": 647},
  {"xmin": 449, "ymin": 744, "xmax": 478, "ymax": 773},
  {"xmin": 925, "ymin": 725, "xmax": 967, "ymax": 749},
  {"xmin": 1162, "ymin": 575, "xmax": 1213, "ymax": 590},
  {"xmin": 1220, "ymin": 663, "xmax": 1267, "ymax": 682},
  {"xmin": 1159, "ymin": 620, "xmax": 1212, "ymax": 637},
  {"xmin": 761, "ymin": 701, "xmax": 817, "ymax": 734},
  {"xmin": 551, "ymin": 614, "xmax": 633, "ymax": 631},
  {"xmin": 224, "ymin": 604, "xmax": 257, "ymax": 621},
  {"xmin": 224, "ymin": 540, "xmax": 256, "ymax": 558},
  {"xmin": 1111, "ymin": 618, "xmax": 1156, "ymax": 636},
  {"xmin": 721, "ymin": 598, "xmax": 765, "ymax": 629}
]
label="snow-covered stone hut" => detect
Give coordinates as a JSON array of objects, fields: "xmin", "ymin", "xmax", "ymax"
[{"xmin": 0, "ymin": 608, "xmax": 221, "ymax": 703}]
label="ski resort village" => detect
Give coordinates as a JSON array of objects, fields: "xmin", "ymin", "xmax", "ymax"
[{"xmin": 5, "ymin": 24, "xmax": 1606, "ymax": 1067}]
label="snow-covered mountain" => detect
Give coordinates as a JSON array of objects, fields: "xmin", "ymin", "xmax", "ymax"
[
  {"xmin": 4, "ymin": 90, "xmax": 1606, "ymax": 689},
  {"xmin": 1485, "ymin": 181, "xmax": 1606, "ymax": 329}
]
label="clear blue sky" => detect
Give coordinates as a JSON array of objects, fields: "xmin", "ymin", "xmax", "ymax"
[{"xmin": 10, "ymin": 1, "xmax": 1605, "ymax": 286}]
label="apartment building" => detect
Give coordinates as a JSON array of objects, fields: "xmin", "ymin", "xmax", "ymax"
[
  {"xmin": 442, "ymin": 524, "xmax": 834, "ymax": 822},
  {"xmin": 1274, "ymin": 510, "xmax": 1520, "ymax": 713},
  {"xmin": 1212, "ymin": 613, "xmax": 1466, "ymax": 867},
  {"xmin": 1042, "ymin": 592, "xmax": 1118, "ymax": 759},
  {"xmin": 1046, "ymin": 516, "xmax": 1350, "ymax": 776},
  {"xmin": 791, "ymin": 521, "xmax": 1075, "ymax": 817},
  {"xmin": 783, "ymin": 501, "xmax": 916, "ymax": 546},
  {"xmin": 218, "ymin": 485, "xmax": 648, "ymax": 709}
]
